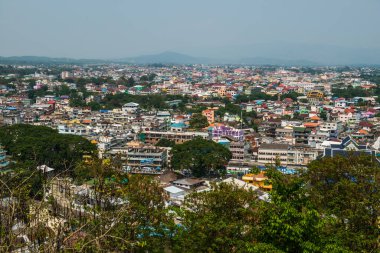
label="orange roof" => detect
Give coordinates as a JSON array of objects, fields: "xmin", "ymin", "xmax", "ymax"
[
  {"xmin": 209, "ymin": 123, "xmax": 223, "ymax": 127},
  {"xmin": 243, "ymin": 172, "xmax": 268, "ymax": 181},
  {"xmin": 310, "ymin": 115, "xmax": 320, "ymax": 120},
  {"xmin": 304, "ymin": 122, "xmax": 320, "ymax": 128},
  {"xmin": 357, "ymin": 129, "xmax": 369, "ymax": 135}
]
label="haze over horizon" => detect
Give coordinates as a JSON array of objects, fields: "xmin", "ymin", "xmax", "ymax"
[{"xmin": 1, "ymin": 0, "xmax": 380, "ymax": 64}]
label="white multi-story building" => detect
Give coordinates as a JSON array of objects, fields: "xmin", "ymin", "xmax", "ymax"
[
  {"xmin": 257, "ymin": 143, "xmax": 319, "ymax": 166},
  {"xmin": 57, "ymin": 124, "xmax": 92, "ymax": 136},
  {"xmin": 257, "ymin": 144, "xmax": 288, "ymax": 164}
]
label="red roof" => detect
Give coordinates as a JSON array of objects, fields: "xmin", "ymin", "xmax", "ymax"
[
  {"xmin": 344, "ymin": 108, "xmax": 355, "ymax": 113},
  {"xmin": 368, "ymin": 108, "xmax": 376, "ymax": 113},
  {"xmin": 359, "ymin": 121, "xmax": 373, "ymax": 128}
]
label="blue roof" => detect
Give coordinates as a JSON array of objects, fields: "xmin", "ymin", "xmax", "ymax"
[{"xmin": 171, "ymin": 123, "xmax": 187, "ymax": 128}]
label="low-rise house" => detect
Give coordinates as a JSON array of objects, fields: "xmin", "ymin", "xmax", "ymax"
[
  {"xmin": 293, "ymin": 127, "xmax": 311, "ymax": 145},
  {"xmin": 287, "ymin": 146, "xmax": 319, "ymax": 166},
  {"xmin": 275, "ymin": 128, "xmax": 294, "ymax": 144},
  {"xmin": 323, "ymin": 136, "xmax": 376, "ymax": 158},
  {"xmin": 170, "ymin": 122, "xmax": 188, "ymax": 132},
  {"xmin": 242, "ymin": 172, "xmax": 272, "ymax": 191},
  {"xmin": 172, "ymin": 178, "xmax": 205, "ymax": 190},
  {"xmin": 122, "ymin": 102, "xmax": 139, "ymax": 113}
]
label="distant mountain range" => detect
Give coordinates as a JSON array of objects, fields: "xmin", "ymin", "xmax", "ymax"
[
  {"xmin": 0, "ymin": 53, "xmax": 322, "ymax": 66},
  {"xmin": 0, "ymin": 56, "xmax": 107, "ymax": 65},
  {"xmin": 115, "ymin": 51, "xmax": 210, "ymax": 64},
  {"xmin": 1, "ymin": 47, "xmax": 379, "ymax": 66},
  {"xmin": 115, "ymin": 51, "xmax": 321, "ymax": 66}
]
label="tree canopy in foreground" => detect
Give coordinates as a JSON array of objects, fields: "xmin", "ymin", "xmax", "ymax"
[{"xmin": 0, "ymin": 140, "xmax": 378, "ymax": 252}]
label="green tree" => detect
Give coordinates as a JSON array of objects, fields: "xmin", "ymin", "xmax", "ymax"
[
  {"xmin": 171, "ymin": 138, "xmax": 232, "ymax": 177},
  {"xmin": 0, "ymin": 167, "xmax": 47, "ymax": 251},
  {"xmin": 189, "ymin": 113, "xmax": 209, "ymax": 129},
  {"xmin": 127, "ymin": 77, "xmax": 135, "ymax": 87},
  {"xmin": 215, "ymin": 102, "xmax": 242, "ymax": 118},
  {"xmin": 257, "ymin": 167, "xmax": 325, "ymax": 252},
  {"xmin": 281, "ymin": 91, "xmax": 302, "ymax": 101},
  {"xmin": 87, "ymin": 101, "xmax": 102, "ymax": 111},
  {"xmin": 53, "ymin": 84, "xmax": 71, "ymax": 96},
  {"xmin": 115, "ymin": 175, "xmax": 172, "ymax": 252},
  {"xmin": 173, "ymin": 182, "xmax": 259, "ymax": 253},
  {"xmin": 155, "ymin": 138, "xmax": 176, "ymax": 148},
  {"xmin": 332, "ymin": 85, "xmax": 369, "ymax": 99},
  {"xmin": 0, "ymin": 124, "xmax": 96, "ymax": 172},
  {"xmin": 71, "ymin": 157, "xmax": 174, "ymax": 252},
  {"xmin": 293, "ymin": 111, "xmax": 302, "ymax": 120},
  {"xmin": 69, "ymin": 92, "xmax": 86, "ymax": 107},
  {"xmin": 306, "ymin": 154, "xmax": 380, "ymax": 251},
  {"xmin": 320, "ymin": 110, "xmax": 327, "ymax": 121}
]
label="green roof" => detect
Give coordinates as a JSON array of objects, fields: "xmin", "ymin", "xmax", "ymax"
[{"xmin": 293, "ymin": 127, "xmax": 306, "ymax": 132}]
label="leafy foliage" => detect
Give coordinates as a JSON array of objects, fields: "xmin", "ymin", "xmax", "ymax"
[
  {"xmin": 155, "ymin": 138, "xmax": 176, "ymax": 148},
  {"xmin": 189, "ymin": 113, "xmax": 209, "ymax": 129},
  {"xmin": 172, "ymin": 183, "xmax": 259, "ymax": 253},
  {"xmin": 332, "ymin": 85, "xmax": 371, "ymax": 98},
  {"xmin": 171, "ymin": 138, "xmax": 232, "ymax": 177},
  {"xmin": 0, "ymin": 124, "xmax": 96, "ymax": 171},
  {"xmin": 306, "ymin": 155, "xmax": 380, "ymax": 251},
  {"xmin": 70, "ymin": 161, "xmax": 172, "ymax": 252},
  {"xmin": 1, "ymin": 138, "xmax": 379, "ymax": 253},
  {"xmin": 234, "ymin": 92, "xmax": 277, "ymax": 103},
  {"xmin": 100, "ymin": 93, "xmax": 188, "ymax": 110},
  {"xmin": 258, "ymin": 168, "xmax": 324, "ymax": 252}
]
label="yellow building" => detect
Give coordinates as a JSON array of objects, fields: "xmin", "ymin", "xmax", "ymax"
[
  {"xmin": 242, "ymin": 172, "xmax": 272, "ymax": 191},
  {"xmin": 306, "ymin": 90, "xmax": 324, "ymax": 99}
]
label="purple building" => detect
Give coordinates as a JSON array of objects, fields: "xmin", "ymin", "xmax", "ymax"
[{"xmin": 211, "ymin": 125, "xmax": 244, "ymax": 142}]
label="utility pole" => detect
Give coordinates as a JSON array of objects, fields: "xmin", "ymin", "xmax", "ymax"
[{"xmin": 240, "ymin": 110, "xmax": 243, "ymax": 130}]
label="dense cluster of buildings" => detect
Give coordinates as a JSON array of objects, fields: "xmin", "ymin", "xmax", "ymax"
[{"xmin": 1, "ymin": 65, "xmax": 380, "ymax": 185}]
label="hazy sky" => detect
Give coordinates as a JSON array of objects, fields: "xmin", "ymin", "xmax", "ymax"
[{"xmin": 1, "ymin": 0, "xmax": 380, "ymax": 59}]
